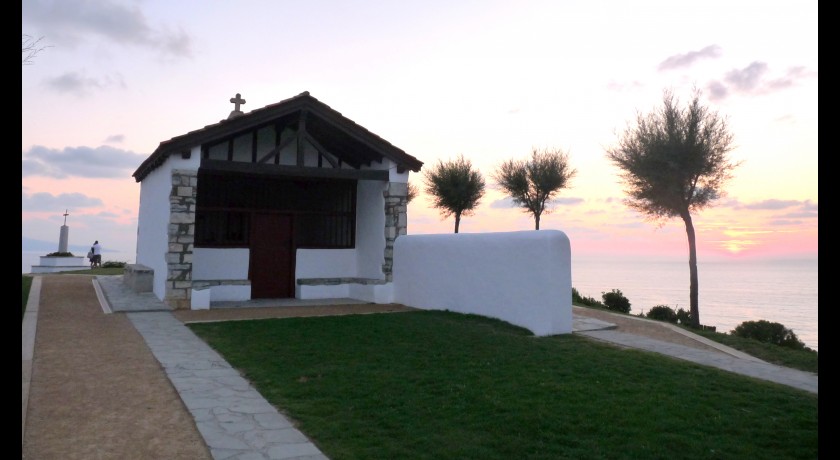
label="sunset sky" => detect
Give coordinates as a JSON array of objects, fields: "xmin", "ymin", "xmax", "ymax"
[{"xmin": 22, "ymin": 0, "xmax": 817, "ymax": 262}]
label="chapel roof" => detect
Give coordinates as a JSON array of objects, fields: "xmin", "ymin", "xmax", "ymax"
[{"xmin": 132, "ymin": 91, "xmax": 423, "ymax": 182}]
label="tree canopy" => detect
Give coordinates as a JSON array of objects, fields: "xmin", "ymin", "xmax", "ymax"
[
  {"xmin": 605, "ymin": 88, "xmax": 739, "ymax": 327},
  {"xmin": 606, "ymin": 88, "xmax": 738, "ymax": 224},
  {"xmin": 492, "ymin": 148, "xmax": 576, "ymax": 230},
  {"xmin": 406, "ymin": 181, "xmax": 419, "ymax": 204},
  {"xmin": 422, "ymin": 154, "xmax": 486, "ymax": 233}
]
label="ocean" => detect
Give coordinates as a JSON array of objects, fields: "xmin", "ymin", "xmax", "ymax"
[
  {"xmin": 571, "ymin": 257, "xmax": 818, "ymax": 352},
  {"xmin": 22, "ymin": 251, "xmax": 818, "ymax": 351}
]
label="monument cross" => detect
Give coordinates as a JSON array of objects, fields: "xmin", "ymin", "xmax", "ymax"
[
  {"xmin": 230, "ymin": 93, "xmax": 246, "ymax": 112},
  {"xmin": 58, "ymin": 209, "xmax": 70, "ymax": 253}
]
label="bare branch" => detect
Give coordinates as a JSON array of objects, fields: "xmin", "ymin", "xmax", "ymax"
[{"xmin": 22, "ymin": 34, "xmax": 51, "ymax": 65}]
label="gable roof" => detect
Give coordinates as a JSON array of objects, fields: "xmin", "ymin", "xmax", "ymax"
[{"xmin": 132, "ymin": 91, "xmax": 423, "ymax": 182}]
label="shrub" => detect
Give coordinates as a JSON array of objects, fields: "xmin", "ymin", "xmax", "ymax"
[
  {"xmin": 646, "ymin": 305, "xmax": 678, "ymax": 323},
  {"xmin": 675, "ymin": 307, "xmax": 692, "ymax": 325},
  {"xmin": 102, "ymin": 261, "xmax": 127, "ymax": 268},
  {"xmin": 45, "ymin": 251, "xmax": 75, "ymax": 257},
  {"xmin": 572, "ymin": 287, "xmax": 604, "ymax": 308},
  {"xmin": 601, "ymin": 289, "xmax": 631, "ymax": 313},
  {"xmin": 571, "ymin": 287, "xmax": 583, "ymax": 304},
  {"xmin": 731, "ymin": 320, "xmax": 806, "ymax": 350}
]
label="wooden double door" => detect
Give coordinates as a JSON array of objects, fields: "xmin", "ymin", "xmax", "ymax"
[{"xmin": 248, "ymin": 213, "xmax": 294, "ymax": 298}]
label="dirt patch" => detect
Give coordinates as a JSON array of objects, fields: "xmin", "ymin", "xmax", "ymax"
[
  {"xmin": 173, "ymin": 303, "xmax": 417, "ymax": 323},
  {"xmin": 23, "ymin": 275, "xmax": 212, "ymax": 460},
  {"xmin": 573, "ymin": 306, "xmax": 723, "ymax": 352}
]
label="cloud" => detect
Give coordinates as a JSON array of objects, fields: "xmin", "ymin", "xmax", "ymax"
[
  {"xmin": 767, "ymin": 219, "xmax": 805, "ymax": 226},
  {"xmin": 105, "ymin": 134, "xmax": 125, "ymax": 144},
  {"xmin": 489, "ymin": 197, "xmax": 517, "ymax": 208},
  {"xmin": 765, "ymin": 66, "xmax": 818, "ymax": 91},
  {"xmin": 44, "ymin": 71, "xmax": 126, "ymax": 96},
  {"xmin": 724, "ymin": 61, "xmax": 768, "ymax": 91},
  {"xmin": 706, "ymin": 80, "xmax": 728, "ymax": 100},
  {"xmin": 22, "ymin": 191, "xmax": 103, "ymax": 211},
  {"xmin": 800, "ymin": 200, "xmax": 818, "ymax": 212},
  {"xmin": 780, "ymin": 210, "xmax": 818, "ymax": 219},
  {"xmin": 707, "ymin": 63, "xmax": 816, "ymax": 101},
  {"xmin": 658, "ymin": 45, "xmax": 722, "ymax": 71},
  {"xmin": 22, "ymin": 145, "xmax": 148, "ymax": 179},
  {"xmin": 489, "ymin": 196, "xmax": 583, "ymax": 209},
  {"xmin": 22, "ymin": 0, "xmax": 192, "ymax": 58},
  {"xmin": 739, "ymin": 199, "xmax": 803, "ymax": 210},
  {"xmin": 553, "ymin": 197, "xmax": 584, "ymax": 205}
]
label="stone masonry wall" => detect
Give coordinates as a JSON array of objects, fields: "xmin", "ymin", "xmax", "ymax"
[
  {"xmin": 165, "ymin": 169, "xmax": 197, "ymax": 309},
  {"xmin": 383, "ymin": 181, "xmax": 408, "ymax": 282}
]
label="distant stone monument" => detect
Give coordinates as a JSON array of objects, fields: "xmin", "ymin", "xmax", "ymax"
[
  {"xmin": 31, "ymin": 209, "xmax": 89, "ymax": 273},
  {"xmin": 58, "ymin": 209, "xmax": 70, "ymax": 253}
]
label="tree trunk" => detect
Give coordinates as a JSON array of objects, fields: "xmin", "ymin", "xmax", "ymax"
[
  {"xmin": 534, "ymin": 213, "xmax": 541, "ymax": 230},
  {"xmin": 454, "ymin": 213, "xmax": 461, "ymax": 233},
  {"xmin": 682, "ymin": 211, "xmax": 700, "ymax": 327}
]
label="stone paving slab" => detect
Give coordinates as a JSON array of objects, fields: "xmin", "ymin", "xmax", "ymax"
[
  {"xmin": 578, "ymin": 329, "xmax": 818, "ymax": 394},
  {"xmin": 127, "ymin": 311, "xmax": 329, "ymax": 460}
]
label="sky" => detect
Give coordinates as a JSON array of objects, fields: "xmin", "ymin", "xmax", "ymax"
[{"xmin": 22, "ymin": 0, "xmax": 818, "ymax": 262}]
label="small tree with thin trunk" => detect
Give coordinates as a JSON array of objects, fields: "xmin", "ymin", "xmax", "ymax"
[
  {"xmin": 422, "ymin": 154, "xmax": 486, "ymax": 233},
  {"xmin": 406, "ymin": 181, "xmax": 419, "ymax": 204},
  {"xmin": 492, "ymin": 147, "xmax": 576, "ymax": 230},
  {"xmin": 605, "ymin": 87, "xmax": 739, "ymax": 328}
]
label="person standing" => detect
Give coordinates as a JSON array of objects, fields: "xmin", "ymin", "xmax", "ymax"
[{"xmin": 92, "ymin": 240, "xmax": 102, "ymax": 268}]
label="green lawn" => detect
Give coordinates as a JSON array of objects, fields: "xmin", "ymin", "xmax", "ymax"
[
  {"xmin": 189, "ymin": 311, "xmax": 817, "ymax": 460},
  {"xmin": 22, "ymin": 275, "xmax": 33, "ymax": 320},
  {"xmin": 687, "ymin": 326, "xmax": 818, "ymax": 374}
]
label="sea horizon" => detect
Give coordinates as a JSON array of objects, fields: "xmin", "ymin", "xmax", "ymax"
[{"xmin": 22, "ymin": 250, "xmax": 818, "ymax": 351}]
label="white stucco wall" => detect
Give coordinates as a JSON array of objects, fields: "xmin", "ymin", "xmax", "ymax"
[
  {"xmin": 297, "ymin": 282, "xmax": 393, "ymax": 303},
  {"xmin": 135, "ymin": 148, "xmax": 201, "ymax": 301},
  {"xmin": 355, "ymin": 180, "xmax": 386, "ymax": 278},
  {"xmin": 392, "ymin": 230, "xmax": 573, "ymax": 337},
  {"xmin": 374, "ymin": 158, "xmax": 410, "ymax": 183},
  {"xmin": 295, "ymin": 249, "xmax": 356, "ymax": 278},
  {"xmin": 192, "ymin": 248, "xmax": 250, "ymax": 279}
]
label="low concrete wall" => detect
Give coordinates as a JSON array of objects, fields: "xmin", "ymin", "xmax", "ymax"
[
  {"xmin": 124, "ymin": 264, "xmax": 154, "ymax": 293},
  {"xmin": 392, "ymin": 230, "xmax": 572, "ymax": 336},
  {"xmin": 296, "ymin": 277, "xmax": 392, "ymax": 303},
  {"xmin": 192, "ymin": 280, "xmax": 251, "ymax": 302},
  {"xmin": 31, "ymin": 256, "xmax": 89, "ymax": 274}
]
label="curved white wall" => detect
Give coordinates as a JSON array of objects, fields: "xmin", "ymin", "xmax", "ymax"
[
  {"xmin": 136, "ymin": 165, "xmax": 171, "ymax": 300},
  {"xmin": 392, "ymin": 230, "xmax": 573, "ymax": 336}
]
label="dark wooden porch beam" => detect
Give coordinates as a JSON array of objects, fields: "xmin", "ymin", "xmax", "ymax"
[
  {"xmin": 257, "ymin": 136, "xmax": 296, "ymax": 164},
  {"xmin": 297, "ymin": 111, "xmax": 307, "ymax": 166},
  {"xmin": 303, "ymin": 132, "xmax": 340, "ymax": 168},
  {"xmin": 200, "ymin": 159, "xmax": 389, "ymax": 181}
]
